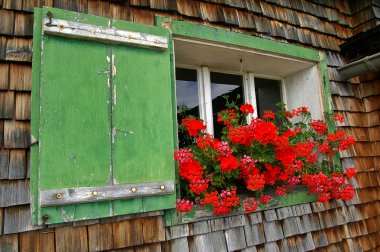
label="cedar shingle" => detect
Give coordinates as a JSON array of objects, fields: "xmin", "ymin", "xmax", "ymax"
[
  {"xmin": 225, "ymin": 227, "xmax": 247, "ymax": 251},
  {"xmin": 276, "ymin": 207, "xmax": 293, "ymax": 220},
  {"xmin": 112, "ymin": 218, "xmax": 143, "ymax": 247},
  {"xmin": 210, "ymin": 217, "xmax": 229, "ymax": 231},
  {"xmin": 0, "ymin": 234, "xmax": 18, "ymax": 252},
  {"xmin": 0, "ymin": 36, "xmax": 7, "ymax": 60},
  {"xmin": 0, "ymin": 91, "xmax": 14, "ymax": 119},
  {"xmin": 9, "ymin": 149, "xmax": 26, "ymax": 179},
  {"xmin": 296, "ymin": 213, "xmax": 321, "ymax": 233},
  {"xmin": 0, "ymin": 63, "xmax": 9, "ymax": 90},
  {"xmin": 162, "ymin": 237, "xmax": 189, "ymax": 252},
  {"xmin": 250, "ymin": 223, "xmax": 266, "ymax": 245},
  {"xmin": 19, "ymin": 230, "xmax": 55, "ymax": 252},
  {"xmin": 188, "ymin": 231, "xmax": 227, "ymax": 251},
  {"xmin": 5, "ymin": 38, "xmax": 33, "ymax": 62},
  {"xmin": 3, "ymin": 205, "xmax": 37, "ymax": 234},
  {"xmin": 0, "ymin": 208, "xmax": 3, "ymax": 235},
  {"xmin": 264, "ymin": 242, "xmax": 280, "ymax": 252},
  {"xmin": 3, "ymin": 0, "xmax": 23, "ymax": 10},
  {"xmin": 0, "ymin": 180, "xmax": 30, "ymax": 207},
  {"xmin": 291, "ymin": 203, "xmax": 312, "ymax": 216},
  {"xmin": 0, "ymin": 9, "xmax": 15, "ymax": 35},
  {"xmin": 54, "ymin": 0, "xmax": 87, "ymax": 12},
  {"xmin": 15, "ymin": 93, "xmax": 30, "ymax": 120},
  {"xmin": 296, "ymin": 233, "xmax": 315, "ymax": 251},
  {"xmin": 135, "ymin": 242, "xmax": 162, "ymax": 252},
  {"xmin": 142, "ymin": 216, "xmax": 165, "ymax": 243},
  {"xmin": 0, "ymin": 150, "xmax": 9, "ymax": 179},
  {"xmin": 110, "ymin": 2, "xmax": 129, "ymax": 21},
  {"xmin": 282, "ymin": 217, "xmax": 300, "ymax": 237},
  {"xmin": 312, "ymin": 230, "xmax": 329, "ymax": 248},
  {"xmin": 22, "ymin": 0, "xmax": 39, "ymax": 12},
  {"xmin": 4, "ymin": 120, "xmax": 30, "ymax": 148},
  {"xmin": 55, "ymin": 226, "xmax": 88, "ymax": 252},
  {"xmin": 247, "ymin": 212, "xmax": 262, "ymax": 225},
  {"xmin": 227, "ymin": 215, "xmax": 246, "ymax": 228},
  {"xmin": 9, "ymin": 64, "xmax": 32, "ymax": 91},
  {"xmin": 264, "ymin": 209, "xmax": 277, "ymax": 222},
  {"xmin": 165, "ymin": 224, "xmax": 190, "ymax": 240},
  {"xmin": 88, "ymin": 223, "xmax": 114, "ymax": 252},
  {"xmin": 14, "ymin": 12, "xmax": 34, "ymax": 37},
  {"xmin": 176, "ymin": 0, "xmax": 201, "ymax": 18},
  {"xmin": 263, "ymin": 220, "xmax": 284, "ymax": 242},
  {"xmin": 88, "ymin": 0, "xmax": 110, "ymax": 17},
  {"xmin": 190, "ymin": 220, "xmax": 211, "ymax": 235}
]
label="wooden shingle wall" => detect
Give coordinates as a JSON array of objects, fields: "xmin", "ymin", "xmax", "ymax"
[{"xmin": 0, "ymin": 0, "xmax": 379, "ymax": 251}]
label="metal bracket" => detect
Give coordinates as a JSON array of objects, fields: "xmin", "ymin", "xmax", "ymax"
[{"xmin": 45, "ymin": 11, "xmax": 55, "ymax": 27}]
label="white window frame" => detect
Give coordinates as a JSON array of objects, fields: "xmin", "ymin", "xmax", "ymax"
[{"xmin": 176, "ymin": 64, "xmax": 286, "ymax": 136}]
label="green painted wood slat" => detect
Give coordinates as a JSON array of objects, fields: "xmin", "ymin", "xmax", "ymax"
[{"xmin": 31, "ymin": 7, "xmax": 176, "ymax": 225}]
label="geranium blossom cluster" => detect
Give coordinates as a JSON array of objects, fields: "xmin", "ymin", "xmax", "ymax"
[{"xmin": 174, "ymin": 102, "xmax": 357, "ymax": 215}]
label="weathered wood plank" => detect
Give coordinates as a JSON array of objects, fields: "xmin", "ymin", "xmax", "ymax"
[
  {"xmin": 0, "ymin": 91, "xmax": 14, "ymax": 119},
  {"xmin": 0, "ymin": 36, "xmax": 7, "ymax": 60},
  {"xmin": 110, "ymin": 2, "xmax": 130, "ymax": 21},
  {"xmin": 55, "ymin": 226, "xmax": 88, "ymax": 252},
  {"xmin": 15, "ymin": 92, "xmax": 31, "ymax": 120},
  {"xmin": 20, "ymin": 230, "xmax": 55, "ymax": 252},
  {"xmin": 43, "ymin": 18, "xmax": 168, "ymax": 49},
  {"xmin": 112, "ymin": 218, "xmax": 144, "ymax": 247},
  {"xmin": 282, "ymin": 217, "xmax": 300, "ymax": 237},
  {"xmin": 3, "ymin": 0, "xmax": 23, "ymax": 10},
  {"xmin": 3, "ymin": 120, "xmax": 30, "ymax": 148},
  {"xmin": 291, "ymin": 203, "xmax": 312, "ymax": 216},
  {"xmin": 9, "ymin": 149, "xmax": 26, "ymax": 179},
  {"xmin": 3, "ymin": 205, "xmax": 37, "ymax": 234},
  {"xmin": 88, "ymin": 0, "xmax": 110, "ymax": 17},
  {"xmin": 165, "ymin": 223, "xmax": 190, "ymax": 240},
  {"xmin": 40, "ymin": 181, "xmax": 174, "ymax": 206},
  {"xmin": 53, "ymin": 0, "xmax": 87, "ymax": 12},
  {"xmin": 0, "ymin": 208, "xmax": 3, "ymax": 235},
  {"xmin": 88, "ymin": 223, "xmax": 114, "ymax": 252},
  {"xmin": 0, "ymin": 180, "xmax": 30, "ymax": 207},
  {"xmin": 188, "ymin": 231, "xmax": 227, "ymax": 252},
  {"xmin": 264, "ymin": 209, "xmax": 278, "ymax": 222},
  {"xmin": 0, "ymin": 63, "xmax": 9, "ymax": 90},
  {"xmin": 249, "ymin": 223, "xmax": 266, "ymax": 245},
  {"xmin": 135, "ymin": 242, "xmax": 162, "ymax": 252},
  {"xmin": 0, "ymin": 234, "xmax": 18, "ymax": 252},
  {"xmin": 263, "ymin": 220, "xmax": 284, "ymax": 242},
  {"xmin": 276, "ymin": 206, "xmax": 293, "ymax": 220},
  {"xmin": 14, "ymin": 12, "xmax": 34, "ymax": 36},
  {"xmin": 0, "ymin": 150, "xmax": 9, "ymax": 179},
  {"xmin": 9, "ymin": 64, "xmax": 32, "ymax": 91},
  {"xmin": 225, "ymin": 227, "xmax": 247, "ymax": 251},
  {"xmin": 162, "ymin": 237, "xmax": 189, "ymax": 252},
  {"xmin": 0, "ymin": 9, "xmax": 15, "ymax": 35},
  {"xmin": 22, "ymin": 0, "xmax": 40, "ymax": 12},
  {"xmin": 190, "ymin": 220, "xmax": 211, "ymax": 235},
  {"xmin": 5, "ymin": 38, "xmax": 33, "ymax": 62},
  {"xmin": 142, "ymin": 216, "xmax": 166, "ymax": 243}
]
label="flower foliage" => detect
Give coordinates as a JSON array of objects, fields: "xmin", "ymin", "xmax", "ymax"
[{"xmin": 174, "ymin": 102, "xmax": 357, "ymax": 215}]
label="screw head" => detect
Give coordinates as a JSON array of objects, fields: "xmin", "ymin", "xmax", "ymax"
[
  {"xmin": 160, "ymin": 185, "xmax": 165, "ymax": 190},
  {"xmin": 92, "ymin": 191, "xmax": 98, "ymax": 196},
  {"xmin": 56, "ymin": 193, "xmax": 63, "ymax": 199},
  {"xmin": 131, "ymin": 187, "xmax": 137, "ymax": 193}
]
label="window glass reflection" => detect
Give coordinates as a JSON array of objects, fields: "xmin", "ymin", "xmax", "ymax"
[
  {"xmin": 211, "ymin": 72, "xmax": 243, "ymax": 139},
  {"xmin": 254, "ymin": 78, "xmax": 282, "ymax": 118},
  {"xmin": 176, "ymin": 68, "xmax": 199, "ymax": 147}
]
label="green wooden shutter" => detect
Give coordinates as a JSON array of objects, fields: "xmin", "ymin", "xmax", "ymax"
[{"xmin": 31, "ymin": 7, "xmax": 176, "ymax": 225}]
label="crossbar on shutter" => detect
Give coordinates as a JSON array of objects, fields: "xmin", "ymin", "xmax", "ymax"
[
  {"xmin": 40, "ymin": 181, "xmax": 174, "ymax": 207},
  {"xmin": 43, "ymin": 17, "xmax": 168, "ymax": 50}
]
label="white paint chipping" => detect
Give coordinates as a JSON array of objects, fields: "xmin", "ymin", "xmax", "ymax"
[{"xmin": 43, "ymin": 18, "xmax": 168, "ymax": 50}]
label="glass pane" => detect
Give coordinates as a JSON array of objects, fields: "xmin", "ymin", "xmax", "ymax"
[
  {"xmin": 176, "ymin": 68, "xmax": 199, "ymax": 147},
  {"xmin": 254, "ymin": 78, "xmax": 282, "ymax": 118},
  {"xmin": 211, "ymin": 72, "xmax": 243, "ymax": 139}
]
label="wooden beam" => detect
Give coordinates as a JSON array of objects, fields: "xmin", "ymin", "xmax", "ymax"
[
  {"xmin": 43, "ymin": 17, "xmax": 168, "ymax": 50},
  {"xmin": 40, "ymin": 181, "xmax": 174, "ymax": 207}
]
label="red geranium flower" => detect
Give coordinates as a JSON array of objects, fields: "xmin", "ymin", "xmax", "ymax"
[{"xmin": 240, "ymin": 104, "xmax": 254, "ymax": 114}]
